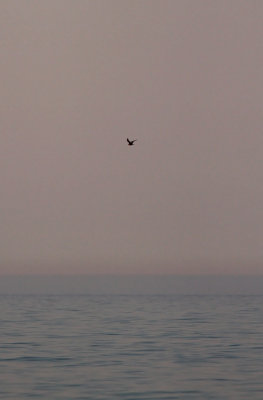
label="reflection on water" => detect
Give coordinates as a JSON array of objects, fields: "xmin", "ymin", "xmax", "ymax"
[{"xmin": 0, "ymin": 294, "xmax": 263, "ymax": 399}]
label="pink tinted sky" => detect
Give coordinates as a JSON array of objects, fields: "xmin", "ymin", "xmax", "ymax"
[{"xmin": 1, "ymin": 0, "xmax": 263, "ymax": 275}]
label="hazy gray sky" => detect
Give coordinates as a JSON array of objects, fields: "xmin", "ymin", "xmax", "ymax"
[{"xmin": 1, "ymin": 0, "xmax": 263, "ymax": 274}]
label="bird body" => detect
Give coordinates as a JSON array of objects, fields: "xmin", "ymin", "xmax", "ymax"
[{"xmin": 127, "ymin": 138, "xmax": 137, "ymax": 146}]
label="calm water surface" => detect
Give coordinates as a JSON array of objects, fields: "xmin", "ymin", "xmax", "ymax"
[{"xmin": 0, "ymin": 294, "xmax": 263, "ymax": 399}]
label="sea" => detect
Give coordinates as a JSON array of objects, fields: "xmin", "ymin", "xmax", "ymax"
[{"xmin": 0, "ymin": 275, "xmax": 263, "ymax": 399}]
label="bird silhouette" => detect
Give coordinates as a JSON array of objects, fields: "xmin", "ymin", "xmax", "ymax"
[{"xmin": 127, "ymin": 138, "xmax": 137, "ymax": 146}]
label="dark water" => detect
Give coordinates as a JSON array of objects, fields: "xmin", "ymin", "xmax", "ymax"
[{"xmin": 1, "ymin": 294, "xmax": 263, "ymax": 399}]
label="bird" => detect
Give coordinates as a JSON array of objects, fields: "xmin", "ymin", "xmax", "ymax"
[{"xmin": 127, "ymin": 138, "xmax": 137, "ymax": 146}]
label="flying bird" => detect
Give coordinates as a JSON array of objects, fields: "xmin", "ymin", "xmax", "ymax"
[{"xmin": 127, "ymin": 138, "xmax": 137, "ymax": 146}]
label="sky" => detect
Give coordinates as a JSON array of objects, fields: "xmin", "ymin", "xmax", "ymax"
[{"xmin": 1, "ymin": 0, "xmax": 263, "ymax": 275}]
